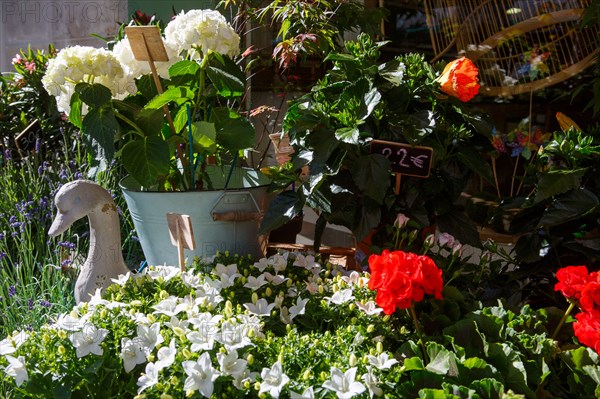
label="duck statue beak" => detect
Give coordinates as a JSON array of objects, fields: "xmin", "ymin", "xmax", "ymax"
[{"xmin": 48, "ymin": 212, "xmax": 73, "ymax": 237}]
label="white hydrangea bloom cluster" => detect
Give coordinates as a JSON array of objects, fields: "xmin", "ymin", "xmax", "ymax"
[
  {"xmin": 112, "ymin": 38, "xmax": 180, "ymax": 80},
  {"xmin": 42, "ymin": 46, "xmax": 135, "ymax": 114},
  {"xmin": 164, "ymin": 9, "xmax": 240, "ymax": 60}
]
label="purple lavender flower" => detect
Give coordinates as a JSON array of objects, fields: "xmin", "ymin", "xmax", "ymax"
[
  {"xmin": 8, "ymin": 285, "xmax": 15, "ymax": 297},
  {"xmin": 58, "ymin": 241, "xmax": 77, "ymax": 250},
  {"xmin": 3, "ymin": 148, "xmax": 12, "ymax": 161},
  {"xmin": 60, "ymin": 259, "xmax": 72, "ymax": 267},
  {"xmin": 28, "ymin": 298, "xmax": 33, "ymax": 310},
  {"xmin": 39, "ymin": 299, "xmax": 52, "ymax": 308}
]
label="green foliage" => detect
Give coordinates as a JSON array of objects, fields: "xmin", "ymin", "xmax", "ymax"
[{"xmin": 261, "ymin": 34, "xmax": 494, "ymax": 247}]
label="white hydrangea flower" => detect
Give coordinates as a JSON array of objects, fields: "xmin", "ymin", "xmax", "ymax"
[
  {"xmin": 69, "ymin": 324, "xmax": 109, "ymax": 358},
  {"xmin": 322, "ymin": 367, "xmax": 366, "ymax": 398},
  {"xmin": 259, "ymin": 361, "xmax": 290, "ymax": 398},
  {"xmin": 164, "ymin": 9, "xmax": 240, "ymax": 59},
  {"xmin": 120, "ymin": 337, "xmax": 147, "ymax": 373},
  {"xmin": 183, "ymin": 352, "xmax": 220, "ymax": 397},
  {"xmin": 4, "ymin": 355, "xmax": 28, "ymax": 387},
  {"xmin": 112, "ymin": 37, "xmax": 179, "ymax": 81}
]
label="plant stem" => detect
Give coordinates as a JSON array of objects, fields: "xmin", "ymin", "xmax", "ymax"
[
  {"xmin": 409, "ymin": 304, "xmax": 429, "ymax": 364},
  {"xmin": 552, "ymin": 301, "xmax": 576, "ymax": 340}
]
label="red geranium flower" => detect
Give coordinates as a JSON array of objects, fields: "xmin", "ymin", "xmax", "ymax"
[
  {"xmin": 554, "ymin": 265, "xmax": 590, "ymax": 301},
  {"xmin": 436, "ymin": 57, "xmax": 480, "ymax": 102},
  {"xmin": 368, "ymin": 250, "xmax": 443, "ymax": 315},
  {"xmin": 573, "ymin": 311, "xmax": 600, "ymax": 353},
  {"xmin": 580, "ymin": 273, "xmax": 600, "ymax": 316}
]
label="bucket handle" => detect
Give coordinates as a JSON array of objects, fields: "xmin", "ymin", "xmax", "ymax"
[{"xmin": 210, "ymin": 191, "xmax": 262, "ymax": 222}]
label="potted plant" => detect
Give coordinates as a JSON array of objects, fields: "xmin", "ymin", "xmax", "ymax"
[
  {"xmin": 41, "ymin": 9, "xmax": 271, "ymax": 265},
  {"xmin": 260, "ymin": 33, "xmax": 494, "ymax": 254}
]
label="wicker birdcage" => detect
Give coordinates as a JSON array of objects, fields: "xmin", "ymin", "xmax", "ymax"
[{"xmin": 423, "ymin": 0, "xmax": 599, "ymax": 96}]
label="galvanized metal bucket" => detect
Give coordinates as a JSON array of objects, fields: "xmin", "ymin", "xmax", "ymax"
[{"xmin": 120, "ymin": 166, "xmax": 271, "ymax": 266}]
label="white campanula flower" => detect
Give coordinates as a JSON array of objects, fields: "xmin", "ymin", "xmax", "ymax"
[
  {"xmin": 165, "ymin": 315, "xmax": 190, "ymax": 331},
  {"xmin": 181, "ymin": 271, "xmax": 202, "ymax": 288},
  {"xmin": 259, "ymin": 361, "xmax": 290, "ymax": 398},
  {"xmin": 53, "ymin": 312, "xmax": 87, "ymax": 331},
  {"xmin": 187, "ymin": 323, "xmax": 217, "ymax": 352},
  {"xmin": 270, "ymin": 253, "xmax": 288, "ymax": 272},
  {"xmin": 211, "ymin": 263, "xmax": 241, "ymax": 288},
  {"xmin": 352, "ymin": 332, "xmax": 365, "ymax": 347},
  {"xmin": 174, "ymin": 294, "xmax": 201, "ymax": 318},
  {"xmin": 293, "ymin": 253, "xmax": 318, "ymax": 270},
  {"xmin": 367, "ymin": 352, "xmax": 398, "ymax": 370},
  {"xmin": 291, "ymin": 386, "xmax": 315, "ymax": 399},
  {"xmin": 237, "ymin": 314, "xmax": 263, "ymax": 339},
  {"xmin": 356, "ymin": 300, "xmax": 383, "ymax": 316},
  {"xmin": 289, "ymin": 296, "xmax": 309, "ymax": 320},
  {"xmin": 136, "ymin": 322, "xmax": 164, "ymax": 355},
  {"xmin": 362, "ymin": 366, "xmax": 383, "ymax": 398},
  {"xmin": 69, "ymin": 324, "xmax": 109, "ymax": 358},
  {"xmin": 156, "ymin": 339, "xmax": 177, "ymax": 370},
  {"xmin": 152, "ymin": 295, "xmax": 179, "ymax": 317},
  {"xmin": 196, "ymin": 280, "xmax": 224, "ymax": 307},
  {"xmin": 188, "ymin": 312, "xmax": 223, "ymax": 332},
  {"xmin": 4, "ymin": 355, "xmax": 28, "ymax": 387},
  {"xmin": 306, "ymin": 281, "xmax": 319, "ymax": 295},
  {"xmin": 244, "ymin": 298, "xmax": 276, "ymax": 317},
  {"xmin": 182, "ymin": 352, "xmax": 220, "ymax": 397},
  {"xmin": 217, "ymin": 348, "xmax": 248, "ymax": 377},
  {"xmin": 244, "ymin": 274, "xmax": 268, "ymax": 290},
  {"xmin": 137, "ymin": 362, "xmax": 160, "ymax": 394},
  {"xmin": 264, "ymin": 272, "xmax": 288, "ymax": 286},
  {"xmin": 110, "ymin": 272, "xmax": 131, "ymax": 286},
  {"xmin": 326, "ymin": 289, "xmax": 355, "ymax": 305},
  {"xmin": 165, "ymin": 9, "xmax": 240, "ymax": 59},
  {"xmin": 233, "ymin": 368, "xmax": 260, "ymax": 390},
  {"xmin": 216, "ymin": 320, "xmax": 254, "ymax": 350},
  {"xmin": 0, "ymin": 331, "xmax": 28, "ymax": 355},
  {"xmin": 280, "ymin": 307, "xmax": 292, "ymax": 325},
  {"xmin": 147, "ymin": 265, "xmax": 179, "ymax": 282},
  {"xmin": 120, "ymin": 337, "xmax": 146, "ymax": 373},
  {"xmin": 253, "ymin": 258, "xmax": 270, "ymax": 272},
  {"xmin": 322, "ymin": 367, "xmax": 366, "ymax": 399}
]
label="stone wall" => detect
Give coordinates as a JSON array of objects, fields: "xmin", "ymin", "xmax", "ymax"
[{"xmin": 0, "ymin": 0, "xmax": 128, "ymax": 73}]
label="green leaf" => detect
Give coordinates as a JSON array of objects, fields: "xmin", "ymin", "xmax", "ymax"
[
  {"xmin": 260, "ymin": 191, "xmax": 304, "ymax": 234},
  {"xmin": 426, "ymin": 343, "xmax": 458, "ymax": 376},
  {"xmin": 207, "ymin": 56, "xmax": 245, "ymax": 98},
  {"xmin": 169, "ymin": 60, "xmax": 200, "ymax": 78},
  {"xmin": 68, "ymin": 92, "xmax": 83, "ymax": 129},
  {"xmin": 145, "ymin": 86, "xmax": 194, "ymax": 109},
  {"xmin": 334, "ymin": 127, "xmax": 359, "ymax": 144},
  {"xmin": 121, "ymin": 136, "xmax": 170, "ymax": 187},
  {"xmin": 456, "ymin": 147, "xmax": 495, "ymax": 185},
  {"xmin": 213, "ymin": 107, "xmax": 255, "ymax": 152},
  {"xmin": 82, "ymin": 107, "xmax": 119, "ymax": 162},
  {"xmin": 418, "ymin": 389, "xmax": 454, "ymax": 399},
  {"xmin": 534, "ymin": 168, "xmax": 588, "ymax": 203},
  {"xmin": 470, "ymin": 378, "xmax": 505, "ymax": 399},
  {"xmin": 538, "ymin": 188, "xmax": 599, "ymax": 228},
  {"xmin": 76, "ymin": 82, "xmax": 112, "ymax": 107},
  {"xmin": 134, "ymin": 107, "xmax": 165, "ymax": 136},
  {"xmin": 351, "ymin": 154, "xmax": 390, "ymax": 204},
  {"xmin": 359, "ymin": 87, "xmax": 381, "ymax": 120},
  {"xmin": 404, "ymin": 356, "xmax": 425, "ymax": 371},
  {"xmin": 192, "ymin": 121, "xmax": 217, "ymax": 150}
]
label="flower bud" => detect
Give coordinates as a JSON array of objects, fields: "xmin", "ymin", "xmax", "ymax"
[
  {"xmin": 131, "ymin": 300, "xmax": 142, "ymax": 307},
  {"xmin": 265, "ymin": 287, "xmax": 272, "ymax": 297},
  {"xmin": 278, "ymin": 352, "xmax": 284, "ymax": 364},
  {"xmin": 251, "ymin": 293, "xmax": 258, "ymax": 304},
  {"xmin": 134, "ymin": 395, "xmax": 146, "ymax": 399},
  {"xmin": 382, "ymin": 315, "xmax": 390, "ymax": 322},
  {"xmin": 147, "ymin": 354, "xmax": 155, "ymax": 362},
  {"xmin": 333, "ymin": 284, "xmax": 339, "ymax": 293},
  {"xmin": 161, "ymin": 395, "xmax": 174, "ymax": 399},
  {"xmin": 42, "ymin": 333, "xmax": 51, "ymax": 344},
  {"xmin": 367, "ymin": 324, "xmax": 375, "ymax": 333},
  {"xmin": 147, "ymin": 314, "xmax": 157, "ymax": 323},
  {"xmin": 318, "ymin": 285, "xmax": 324, "ymax": 294},
  {"xmin": 239, "ymin": 276, "xmax": 247, "ymax": 285},
  {"xmin": 286, "ymin": 278, "xmax": 293, "ymax": 287},
  {"xmin": 254, "ymin": 381, "xmax": 261, "ymax": 391},
  {"xmin": 100, "ymin": 309, "xmax": 108, "ymax": 319},
  {"xmin": 57, "ymin": 329, "xmax": 67, "ymax": 339},
  {"xmin": 183, "ymin": 348, "xmax": 192, "ymax": 359},
  {"xmin": 349, "ymin": 353, "xmax": 358, "ymax": 367},
  {"xmin": 377, "ymin": 342, "xmax": 383, "ymax": 354},
  {"xmin": 173, "ymin": 327, "xmax": 185, "ymax": 338},
  {"xmin": 303, "ymin": 369, "xmax": 312, "ymax": 380},
  {"xmin": 170, "ymin": 376, "xmax": 180, "ymax": 386},
  {"xmin": 247, "ymin": 328, "xmax": 255, "ymax": 338},
  {"xmin": 320, "ymin": 371, "xmax": 328, "ymax": 381},
  {"xmin": 186, "ymin": 389, "xmax": 194, "ymax": 397},
  {"xmin": 58, "ymin": 345, "xmax": 66, "ymax": 355},
  {"xmin": 247, "ymin": 354, "xmax": 255, "ymax": 365},
  {"xmin": 243, "ymin": 380, "xmax": 251, "ymax": 389}
]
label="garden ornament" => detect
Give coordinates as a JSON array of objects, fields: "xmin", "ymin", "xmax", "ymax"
[{"xmin": 48, "ymin": 180, "xmax": 129, "ymax": 304}]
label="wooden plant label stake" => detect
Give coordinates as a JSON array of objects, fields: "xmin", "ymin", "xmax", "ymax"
[
  {"xmin": 167, "ymin": 213, "xmax": 196, "ymax": 272},
  {"xmin": 125, "ymin": 26, "xmax": 176, "ymax": 136},
  {"xmin": 370, "ymin": 139, "xmax": 434, "ymax": 195}
]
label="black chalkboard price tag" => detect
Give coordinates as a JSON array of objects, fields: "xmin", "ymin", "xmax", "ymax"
[
  {"xmin": 371, "ymin": 139, "xmax": 433, "ymax": 177},
  {"xmin": 370, "ymin": 139, "xmax": 434, "ymax": 194}
]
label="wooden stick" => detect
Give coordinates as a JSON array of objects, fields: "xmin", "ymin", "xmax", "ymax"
[
  {"xmin": 394, "ymin": 174, "xmax": 402, "ymax": 195},
  {"xmin": 176, "ymin": 218, "xmax": 185, "ymax": 272}
]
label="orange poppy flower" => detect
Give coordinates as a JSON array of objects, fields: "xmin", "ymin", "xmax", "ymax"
[{"xmin": 436, "ymin": 57, "xmax": 480, "ymax": 102}]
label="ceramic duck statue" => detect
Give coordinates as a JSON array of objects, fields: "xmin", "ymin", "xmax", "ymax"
[{"xmin": 49, "ymin": 180, "xmax": 130, "ymax": 304}]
